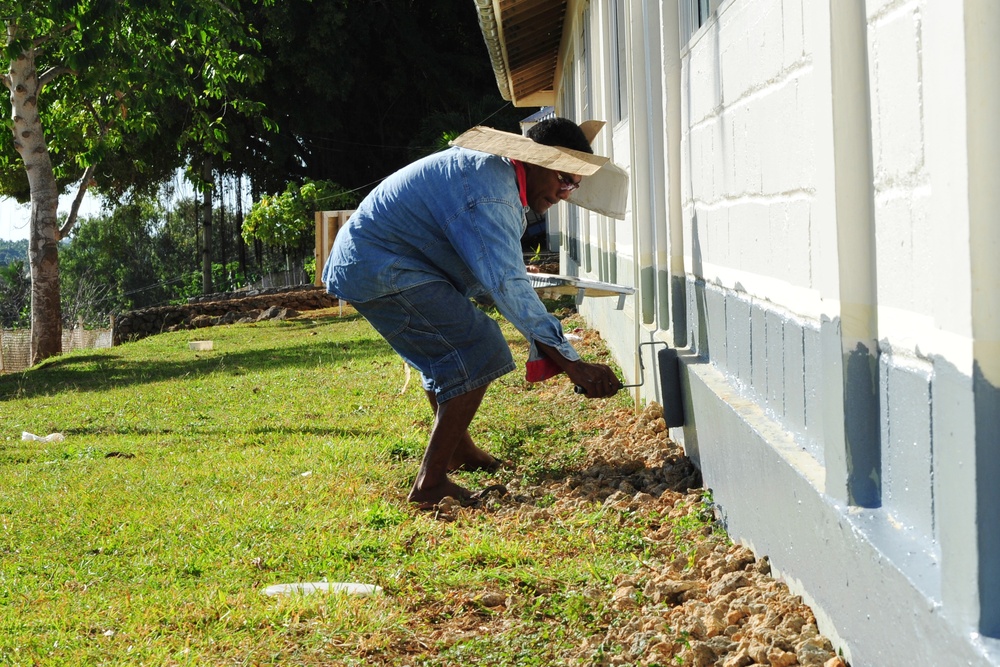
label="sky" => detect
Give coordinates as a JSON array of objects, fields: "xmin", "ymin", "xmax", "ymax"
[
  {"xmin": 0, "ymin": 174, "xmax": 257, "ymax": 242},
  {"xmin": 0, "ymin": 198, "xmax": 32, "ymax": 241},
  {"xmin": 0, "ymin": 170, "xmax": 211, "ymax": 242},
  {"xmin": 0, "ymin": 192, "xmax": 103, "ymax": 242}
]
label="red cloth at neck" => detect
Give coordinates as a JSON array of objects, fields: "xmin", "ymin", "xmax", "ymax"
[
  {"xmin": 512, "ymin": 159, "xmax": 559, "ymax": 383},
  {"xmin": 511, "ymin": 160, "xmax": 528, "ymax": 207}
]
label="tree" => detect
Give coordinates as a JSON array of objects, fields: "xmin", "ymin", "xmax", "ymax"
[
  {"xmin": 0, "ymin": 259, "xmax": 29, "ymax": 327},
  {"xmin": 0, "ymin": 0, "xmax": 270, "ymax": 364},
  {"xmin": 242, "ymin": 179, "xmax": 356, "ymax": 271},
  {"xmin": 60, "ymin": 202, "xmax": 163, "ymax": 324},
  {"xmin": 0, "ymin": 238, "xmax": 28, "ymax": 267},
  {"xmin": 223, "ymin": 1, "xmax": 523, "ymax": 197}
]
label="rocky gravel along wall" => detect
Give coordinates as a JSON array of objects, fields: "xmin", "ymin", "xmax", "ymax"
[
  {"xmin": 430, "ymin": 402, "xmax": 849, "ymax": 667},
  {"xmin": 112, "ymin": 285, "xmax": 340, "ymax": 344}
]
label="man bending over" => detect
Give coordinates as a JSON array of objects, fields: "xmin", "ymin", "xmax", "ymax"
[{"xmin": 323, "ymin": 118, "xmax": 622, "ymax": 509}]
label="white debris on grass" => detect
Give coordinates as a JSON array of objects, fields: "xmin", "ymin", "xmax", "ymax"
[
  {"xmin": 262, "ymin": 582, "xmax": 383, "ymax": 597},
  {"xmin": 22, "ymin": 432, "xmax": 65, "ymax": 443}
]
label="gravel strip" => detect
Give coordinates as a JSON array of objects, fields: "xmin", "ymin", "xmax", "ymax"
[{"xmin": 433, "ymin": 401, "xmax": 849, "ymax": 667}]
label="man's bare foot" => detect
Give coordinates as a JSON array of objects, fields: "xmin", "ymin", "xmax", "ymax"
[
  {"xmin": 447, "ymin": 438, "xmax": 504, "ymax": 473},
  {"xmin": 408, "ymin": 477, "xmax": 472, "ymax": 510},
  {"xmin": 409, "ymin": 482, "xmax": 509, "ymax": 512},
  {"xmin": 448, "ymin": 454, "xmax": 503, "ymax": 473}
]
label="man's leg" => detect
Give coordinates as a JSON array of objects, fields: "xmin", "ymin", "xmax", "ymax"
[
  {"xmin": 408, "ymin": 383, "xmax": 490, "ymax": 506},
  {"xmin": 423, "ymin": 390, "xmax": 500, "ymax": 473},
  {"xmin": 347, "ymin": 283, "xmax": 514, "ymax": 506}
]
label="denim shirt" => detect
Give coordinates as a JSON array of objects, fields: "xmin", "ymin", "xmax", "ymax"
[{"xmin": 322, "ymin": 146, "xmax": 580, "ymax": 364}]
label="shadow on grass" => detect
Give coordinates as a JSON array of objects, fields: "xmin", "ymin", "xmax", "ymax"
[
  {"xmin": 0, "ymin": 336, "xmax": 391, "ymax": 402},
  {"xmin": 53, "ymin": 423, "xmax": 383, "ymax": 439}
]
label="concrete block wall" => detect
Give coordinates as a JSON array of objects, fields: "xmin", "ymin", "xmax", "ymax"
[
  {"xmin": 683, "ymin": 279, "xmax": 826, "ymax": 462},
  {"xmin": 865, "ymin": 0, "xmax": 939, "ymax": 554},
  {"xmin": 682, "ymin": 0, "xmax": 821, "ymax": 316},
  {"xmin": 559, "ymin": 0, "xmax": 1000, "ymax": 664},
  {"xmin": 679, "ymin": 0, "xmax": 827, "ymax": 455},
  {"xmin": 675, "ymin": 1, "xmax": 999, "ymax": 664}
]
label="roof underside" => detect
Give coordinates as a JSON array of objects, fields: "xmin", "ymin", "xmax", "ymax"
[{"xmin": 475, "ymin": 0, "xmax": 566, "ymax": 107}]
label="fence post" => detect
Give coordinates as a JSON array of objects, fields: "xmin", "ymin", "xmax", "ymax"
[{"xmin": 314, "ymin": 210, "xmax": 356, "ymax": 288}]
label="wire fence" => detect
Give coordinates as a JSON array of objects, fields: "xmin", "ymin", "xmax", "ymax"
[
  {"xmin": 0, "ymin": 269, "xmax": 309, "ymax": 374},
  {"xmin": 245, "ymin": 269, "xmax": 310, "ymax": 290},
  {"xmin": 0, "ymin": 327, "xmax": 113, "ymax": 374}
]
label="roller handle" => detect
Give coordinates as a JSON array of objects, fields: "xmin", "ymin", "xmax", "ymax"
[{"xmin": 574, "ymin": 380, "xmax": 637, "ymax": 395}]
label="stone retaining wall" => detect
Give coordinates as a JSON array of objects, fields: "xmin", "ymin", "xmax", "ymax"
[{"xmin": 113, "ymin": 285, "xmax": 340, "ymax": 344}]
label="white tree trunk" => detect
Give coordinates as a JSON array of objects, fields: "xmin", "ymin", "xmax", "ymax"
[{"xmin": 8, "ymin": 48, "xmax": 62, "ymax": 364}]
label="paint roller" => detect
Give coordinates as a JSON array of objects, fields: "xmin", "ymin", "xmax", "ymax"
[{"xmin": 574, "ymin": 341, "xmax": 685, "ymax": 427}]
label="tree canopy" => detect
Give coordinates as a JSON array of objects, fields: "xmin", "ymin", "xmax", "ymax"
[
  {"xmin": 1, "ymin": 0, "xmax": 272, "ymax": 362},
  {"xmin": 0, "ymin": 259, "xmax": 29, "ymax": 327},
  {"xmin": 0, "ymin": 1, "xmax": 533, "ymax": 362},
  {"xmin": 0, "ymin": 239, "xmax": 28, "ymax": 267},
  {"xmin": 242, "ymin": 179, "xmax": 356, "ymax": 250},
  {"xmin": 226, "ymin": 0, "xmax": 526, "ymax": 196}
]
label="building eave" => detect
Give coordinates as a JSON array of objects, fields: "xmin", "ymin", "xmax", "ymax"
[{"xmin": 474, "ymin": 0, "xmax": 566, "ymax": 107}]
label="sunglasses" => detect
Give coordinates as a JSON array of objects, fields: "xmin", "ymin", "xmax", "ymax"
[{"xmin": 556, "ymin": 173, "xmax": 581, "ymax": 192}]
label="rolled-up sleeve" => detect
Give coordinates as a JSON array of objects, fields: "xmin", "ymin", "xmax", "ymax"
[{"xmin": 443, "ymin": 199, "xmax": 580, "ymax": 363}]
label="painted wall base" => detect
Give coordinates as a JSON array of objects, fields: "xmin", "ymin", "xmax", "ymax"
[{"xmin": 674, "ymin": 354, "xmax": 1000, "ymax": 667}]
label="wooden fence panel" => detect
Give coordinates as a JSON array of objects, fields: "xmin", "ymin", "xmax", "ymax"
[{"xmin": 314, "ymin": 210, "xmax": 356, "ymax": 287}]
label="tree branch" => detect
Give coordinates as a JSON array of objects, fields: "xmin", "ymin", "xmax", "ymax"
[
  {"xmin": 58, "ymin": 163, "xmax": 99, "ymax": 240},
  {"xmin": 31, "ymin": 21, "xmax": 75, "ymax": 48},
  {"xmin": 83, "ymin": 97, "xmax": 112, "ymax": 133},
  {"xmin": 58, "ymin": 96, "xmax": 112, "ymax": 240},
  {"xmin": 211, "ymin": 0, "xmax": 239, "ymax": 20},
  {"xmin": 38, "ymin": 66, "xmax": 73, "ymax": 87},
  {"xmin": 5, "ymin": 17, "xmax": 18, "ymax": 45}
]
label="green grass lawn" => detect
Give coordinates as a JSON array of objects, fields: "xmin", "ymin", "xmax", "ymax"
[{"xmin": 0, "ymin": 306, "xmax": 709, "ymax": 666}]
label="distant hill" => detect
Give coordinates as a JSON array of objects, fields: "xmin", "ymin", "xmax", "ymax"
[{"xmin": 0, "ymin": 239, "xmax": 28, "ymax": 267}]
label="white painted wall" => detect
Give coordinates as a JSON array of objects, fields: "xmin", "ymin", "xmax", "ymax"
[
  {"xmin": 868, "ymin": 1, "xmax": 954, "ymax": 358},
  {"xmin": 683, "ymin": 0, "xmax": 823, "ymax": 320},
  {"xmin": 544, "ymin": 0, "xmax": 1000, "ymax": 664}
]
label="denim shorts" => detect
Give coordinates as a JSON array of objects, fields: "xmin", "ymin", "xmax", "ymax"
[{"xmin": 351, "ymin": 282, "xmax": 516, "ymax": 403}]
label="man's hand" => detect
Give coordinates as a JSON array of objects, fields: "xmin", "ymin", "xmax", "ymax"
[
  {"xmin": 565, "ymin": 360, "xmax": 622, "ymax": 398},
  {"xmin": 533, "ymin": 340, "xmax": 623, "ymax": 398}
]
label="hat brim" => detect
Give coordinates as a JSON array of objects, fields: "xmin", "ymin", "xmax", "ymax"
[
  {"xmin": 450, "ymin": 126, "xmax": 607, "ymax": 176},
  {"xmin": 568, "ymin": 160, "xmax": 629, "ymax": 220},
  {"xmin": 450, "ymin": 125, "xmax": 629, "ymax": 220}
]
